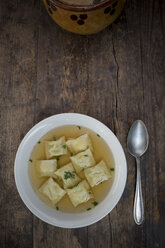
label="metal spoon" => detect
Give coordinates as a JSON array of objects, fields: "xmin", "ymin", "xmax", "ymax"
[{"xmin": 127, "ymin": 120, "xmax": 149, "ymax": 225}]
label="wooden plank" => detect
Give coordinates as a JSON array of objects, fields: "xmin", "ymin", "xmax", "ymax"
[
  {"xmin": 109, "ymin": 2, "xmax": 146, "ymax": 247},
  {"xmin": 138, "ymin": 0, "xmax": 165, "ymax": 247},
  {"xmin": 0, "ymin": 0, "xmax": 40, "ymax": 247}
]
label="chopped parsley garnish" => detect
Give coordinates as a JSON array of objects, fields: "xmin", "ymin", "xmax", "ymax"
[
  {"xmin": 64, "ymin": 171, "xmax": 75, "ymax": 180},
  {"xmin": 29, "ymin": 159, "xmax": 33, "ymax": 163},
  {"xmin": 56, "ymin": 156, "xmax": 61, "ymax": 161},
  {"xmin": 87, "ymin": 208, "xmax": 91, "ymax": 211},
  {"xmin": 56, "ymin": 206, "xmax": 59, "ymax": 210},
  {"xmin": 62, "ymin": 145, "xmax": 66, "ymax": 149},
  {"xmin": 88, "ymin": 189, "xmax": 92, "ymax": 194},
  {"xmin": 57, "ymin": 165, "xmax": 60, "ymax": 169},
  {"xmin": 92, "ymin": 201, "xmax": 98, "ymax": 206},
  {"xmin": 97, "ymin": 134, "xmax": 100, "ymax": 137},
  {"xmin": 68, "ymin": 186, "xmax": 73, "ymax": 189},
  {"xmin": 84, "ymin": 155, "xmax": 88, "ymax": 157},
  {"xmin": 77, "ymin": 126, "xmax": 81, "ymax": 130},
  {"xmin": 53, "ymin": 136, "xmax": 57, "ymax": 141},
  {"xmin": 110, "ymin": 168, "xmax": 115, "ymax": 171},
  {"xmin": 70, "ymin": 152, "xmax": 73, "ymax": 156},
  {"xmin": 37, "ymin": 141, "xmax": 41, "ymax": 144}
]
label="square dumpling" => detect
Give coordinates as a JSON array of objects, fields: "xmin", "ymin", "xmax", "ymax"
[
  {"xmin": 54, "ymin": 163, "xmax": 81, "ymax": 189},
  {"xmin": 70, "ymin": 148, "xmax": 96, "ymax": 173},
  {"xmin": 66, "ymin": 180, "xmax": 93, "ymax": 207},
  {"xmin": 45, "ymin": 136, "xmax": 67, "ymax": 159},
  {"xmin": 39, "ymin": 177, "xmax": 66, "ymax": 204},
  {"xmin": 35, "ymin": 160, "xmax": 57, "ymax": 177},
  {"xmin": 66, "ymin": 134, "xmax": 93, "ymax": 154},
  {"xmin": 84, "ymin": 160, "xmax": 111, "ymax": 187}
]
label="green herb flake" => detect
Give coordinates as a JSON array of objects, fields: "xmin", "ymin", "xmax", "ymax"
[
  {"xmin": 68, "ymin": 186, "xmax": 73, "ymax": 189},
  {"xmin": 92, "ymin": 201, "xmax": 98, "ymax": 206},
  {"xmin": 110, "ymin": 168, "xmax": 115, "ymax": 171},
  {"xmin": 64, "ymin": 171, "xmax": 75, "ymax": 180},
  {"xmin": 87, "ymin": 208, "xmax": 91, "ymax": 211},
  {"xmin": 57, "ymin": 165, "xmax": 60, "ymax": 169},
  {"xmin": 88, "ymin": 189, "xmax": 92, "ymax": 194},
  {"xmin": 84, "ymin": 155, "xmax": 88, "ymax": 157},
  {"xmin": 37, "ymin": 141, "xmax": 41, "ymax": 144},
  {"xmin": 77, "ymin": 126, "xmax": 81, "ymax": 130},
  {"xmin": 53, "ymin": 136, "xmax": 57, "ymax": 141},
  {"xmin": 82, "ymin": 168, "xmax": 85, "ymax": 172},
  {"xmin": 56, "ymin": 206, "xmax": 59, "ymax": 210},
  {"xmin": 97, "ymin": 134, "xmax": 100, "ymax": 137},
  {"xmin": 56, "ymin": 156, "xmax": 61, "ymax": 161},
  {"xmin": 62, "ymin": 145, "xmax": 66, "ymax": 149},
  {"xmin": 29, "ymin": 159, "xmax": 33, "ymax": 163},
  {"xmin": 70, "ymin": 152, "xmax": 73, "ymax": 157}
]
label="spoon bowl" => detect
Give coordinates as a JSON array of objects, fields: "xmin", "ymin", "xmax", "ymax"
[{"xmin": 127, "ymin": 120, "xmax": 149, "ymax": 157}]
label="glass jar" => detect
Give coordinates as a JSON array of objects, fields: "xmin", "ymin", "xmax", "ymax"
[{"xmin": 43, "ymin": 0, "xmax": 125, "ymax": 34}]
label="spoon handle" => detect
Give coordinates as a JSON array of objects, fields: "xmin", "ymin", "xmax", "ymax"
[{"xmin": 133, "ymin": 157, "xmax": 144, "ymax": 225}]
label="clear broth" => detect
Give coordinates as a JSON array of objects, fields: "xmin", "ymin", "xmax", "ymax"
[{"xmin": 29, "ymin": 125, "xmax": 115, "ymax": 213}]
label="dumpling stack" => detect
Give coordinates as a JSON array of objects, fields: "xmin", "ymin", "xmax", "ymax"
[{"xmin": 35, "ymin": 134, "xmax": 111, "ymax": 208}]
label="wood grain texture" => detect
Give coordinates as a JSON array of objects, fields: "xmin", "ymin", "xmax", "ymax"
[{"xmin": 0, "ymin": 0, "xmax": 164, "ymax": 247}]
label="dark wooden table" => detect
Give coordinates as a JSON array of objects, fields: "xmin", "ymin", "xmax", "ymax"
[{"xmin": 0, "ymin": 0, "xmax": 164, "ymax": 247}]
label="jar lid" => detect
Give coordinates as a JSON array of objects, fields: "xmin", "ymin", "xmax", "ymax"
[
  {"xmin": 50, "ymin": 0, "xmax": 112, "ymax": 7},
  {"xmin": 58, "ymin": 0, "xmax": 105, "ymax": 6}
]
